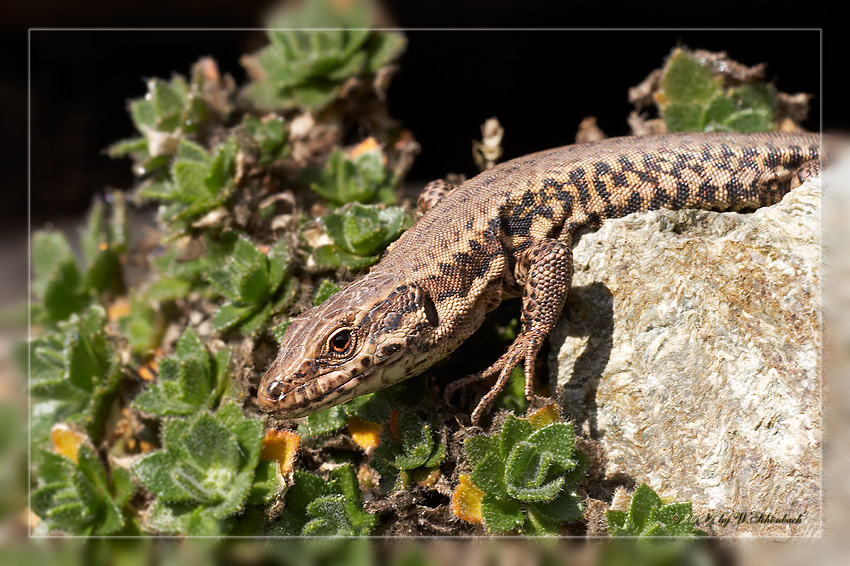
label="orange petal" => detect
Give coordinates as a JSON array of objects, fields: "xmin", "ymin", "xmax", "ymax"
[
  {"xmin": 51, "ymin": 424, "xmax": 85, "ymax": 464},
  {"xmin": 524, "ymin": 404, "xmax": 560, "ymax": 430},
  {"xmin": 137, "ymin": 364, "xmax": 156, "ymax": 382},
  {"xmin": 260, "ymin": 429, "xmax": 301, "ymax": 474},
  {"xmin": 347, "ymin": 416, "xmax": 382, "ymax": 453},
  {"xmin": 452, "ymin": 474, "xmax": 484, "ymax": 524},
  {"xmin": 107, "ymin": 297, "xmax": 131, "ymax": 321},
  {"xmin": 348, "ymin": 137, "xmax": 383, "ymax": 160}
]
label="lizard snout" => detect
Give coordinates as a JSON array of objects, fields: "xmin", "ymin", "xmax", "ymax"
[{"xmin": 257, "ymin": 353, "xmax": 305, "ymax": 413}]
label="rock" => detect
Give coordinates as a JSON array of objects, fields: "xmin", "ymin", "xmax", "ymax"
[{"xmin": 550, "ymin": 178, "xmax": 822, "ymax": 536}]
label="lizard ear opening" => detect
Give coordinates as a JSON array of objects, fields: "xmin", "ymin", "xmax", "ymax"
[{"xmin": 421, "ymin": 288, "xmax": 439, "ymax": 327}]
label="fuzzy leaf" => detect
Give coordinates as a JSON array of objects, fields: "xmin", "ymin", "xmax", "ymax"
[
  {"xmin": 303, "ymin": 405, "xmax": 348, "ymax": 436},
  {"xmin": 528, "ymin": 488, "xmax": 583, "ymax": 523},
  {"xmin": 481, "ymin": 495, "xmax": 524, "ymax": 534},
  {"xmin": 505, "ymin": 441, "xmax": 564, "ymax": 502},
  {"xmin": 267, "ymin": 239, "xmax": 292, "ymax": 293},
  {"xmin": 32, "ymin": 231, "xmax": 89, "ymax": 323},
  {"xmin": 661, "ymin": 49, "xmax": 719, "ymax": 104},
  {"xmin": 526, "ymin": 423, "xmax": 576, "ymax": 472},
  {"xmin": 646, "ymin": 502, "xmax": 695, "ymax": 537},
  {"xmin": 133, "ymin": 404, "xmax": 264, "ymax": 533},
  {"xmin": 133, "ymin": 328, "xmax": 221, "ymax": 416},
  {"xmin": 313, "ymin": 279, "xmax": 341, "ymax": 306},
  {"xmin": 392, "ymin": 410, "xmax": 434, "ymax": 470},
  {"xmin": 606, "ymin": 510, "xmax": 628, "ymax": 533},
  {"xmin": 302, "ymin": 495, "xmax": 353, "ymax": 536},
  {"xmin": 465, "ymin": 434, "xmax": 499, "ymax": 464},
  {"xmin": 212, "ymin": 303, "xmax": 256, "ymax": 332},
  {"xmin": 627, "ymin": 484, "xmax": 663, "ymax": 534},
  {"xmin": 176, "ymin": 138, "xmax": 210, "ymax": 163},
  {"xmin": 470, "ymin": 452, "xmax": 507, "ymax": 500},
  {"xmin": 247, "ymin": 460, "xmax": 283, "ymax": 505},
  {"xmin": 498, "ymin": 414, "xmax": 533, "ymax": 460}
]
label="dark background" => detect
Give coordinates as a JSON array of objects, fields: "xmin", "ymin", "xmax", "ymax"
[{"xmin": 7, "ymin": 1, "xmax": 848, "ymax": 233}]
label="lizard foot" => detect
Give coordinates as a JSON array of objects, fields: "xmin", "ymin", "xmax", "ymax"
[{"xmin": 445, "ymin": 331, "xmax": 543, "ymax": 425}]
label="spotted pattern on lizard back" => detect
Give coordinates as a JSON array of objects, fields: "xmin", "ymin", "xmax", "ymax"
[{"xmin": 258, "ymin": 132, "xmax": 835, "ymax": 424}]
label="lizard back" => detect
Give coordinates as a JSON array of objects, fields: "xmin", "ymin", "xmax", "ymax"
[{"xmin": 380, "ymin": 132, "xmax": 822, "ymax": 277}]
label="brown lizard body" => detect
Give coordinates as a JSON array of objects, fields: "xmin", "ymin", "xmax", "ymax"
[{"xmin": 258, "ymin": 132, "xmax": 832, "ymax": 423}]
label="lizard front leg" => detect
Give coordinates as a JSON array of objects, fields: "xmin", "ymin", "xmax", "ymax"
[{"xmin": 446, "ymin": 239, "xmax": 573, "ymax": 424}]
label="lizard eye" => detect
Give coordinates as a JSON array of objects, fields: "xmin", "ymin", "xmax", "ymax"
[{"xmin": 329, "ymin": 329, "xmax": 352, "ymax": 353}]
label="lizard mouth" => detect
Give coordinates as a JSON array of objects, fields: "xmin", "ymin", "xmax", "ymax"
[{"xmin": 257, "ymin": 350, "xmax": 403, "ymax": 419}]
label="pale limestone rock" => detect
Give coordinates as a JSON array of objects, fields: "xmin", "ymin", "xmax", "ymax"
[{"xmin": 550, "ymin": 178, "xmax": 822, "ymax": 536}]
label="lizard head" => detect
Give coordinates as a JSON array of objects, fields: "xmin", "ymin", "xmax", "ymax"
[{"xmin": 257, "ymin": 272, "xmax": 440, "ymax": 418}]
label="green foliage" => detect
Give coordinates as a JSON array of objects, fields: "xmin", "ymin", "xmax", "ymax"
[
  {"xmin": 601, "ymin": 484, "xmax": 709, "ymax": 566},
  {"xmin": 659, "ymin": 49, "xmax": 775, "ymax": 133},
  {"xmin": 115, "ymin": 296, "xmax": 164, "ymax": 355},
  {"xmin": 132, "ymin": 402, "xmax": 268, "ymax": 535},
  {"xmin": 138, "ymin": 138, "xmax": 238, "ymax": 234},
  {"xmin": 606, "ymin": 484, "xmax": 705, "ymax": 539},
  {"xmin": 29, "ymin": 306, "xmax": 124, "ymax": 444},
  {"xmin": 308, "ymin": 148, "xmax": 397, "ymax": 207},
  {"xmin": 300, "ymin": 378, "xmax": 415, "ymax": 437},
  {"xmin": 205, "ymin": 235, "xmax": 299, "ymax": 335},
  {"xmin": 313, "ymin": 279, "xmax": 341, "ymax": 306},
  {"xmin": 371, "ymin": 410, "xmax": 446, "ymax": 493},
  {"xmin": 133, "ymin": 328, "xmax": 230, "ymax": 417},
  {"xmin": 108, "ymin": 62, "xmax": 224, "ymax": 178},
  {"xmin": 269, "ymin": 464, "xmax": 376, "ymax": 536},
  {"xmin": 149, "ymin": 231, "xmax": 239, "ymax": 294},
  {"xmin": 243, "ymin": 115, "xmax": 288, "ymax": 164},
  {"xmin": 31, "ymin": 438, "xmax": 135, "ymax": 535},
  {"xmin": 311, "ymin": 203, "xmax": 406, "ymax": 270},
  {"xmin": 32, "ymin": 195, "xmax": 127, "ymax": 325},
  {"xmin": 462, "ymin": 414, "xmax": 587, "ymax": 534},
  {"xmin": 240, "ymin": 0, "xmax": 406, "ymax": 112}
]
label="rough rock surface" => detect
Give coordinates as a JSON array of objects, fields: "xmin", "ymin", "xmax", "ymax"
[{"xmin": 550, "ymin": 178, "xmax": 822, "ymax": 536}]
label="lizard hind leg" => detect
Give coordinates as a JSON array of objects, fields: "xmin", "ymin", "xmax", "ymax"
[{"xmin": 454, "ymin": 238, "xmax": 574, "ymax": 425}]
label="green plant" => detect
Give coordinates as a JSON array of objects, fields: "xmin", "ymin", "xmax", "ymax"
[
  {"xmin": 132, "ymin": 402, "xmax": 273, "ymax": 535},
  {"xmin": 32, "ymin": 195, "xmax": 127, "ymax": 325},
  {"xmin": 29, "ymin": 306, "xmax": 124, "ymax": 445},
  {"xmin": 108, "ymin": 60, "xmax": 231, "ymax": 178},
  {"xmin": 658, "ymin": 49, "xmax": 775, "ymax": 133},
  {"xmin": 310, "ymin": 203, "xmax": 406, "ymax": 270},
  {"xmin": 31, "ymin": 428, "xmax": 135, "ymax": 535},
  {"xmin": 148, "ymin": 231, "xmax": 240, "ymax": 297},
  {"xmin": 115, "ymin": 296, "xmax": 165, "ymax": 356},
  {"xmin": 308, "ymin": 146, "xmax": 398, "ymax": 207},
  {"xmin": 205, "ymin": 235, "xmax": 299, "ymax": 335},
  {"xmin": 453, "ymin": 412, "xmax": 587, "ymax": 534},
  {"xmin": 239, "ymin": 0, "xmax": 406, "ymax": 112},
  {"xmin": 313, "ymin": 279, "xmax": 341, "ymax": 306},
  {"xmin": 370, "ymin": 410, "xmax": 446, "ymax": 493},
  {"xmin": 606, "ymin": 484, "xmax": 704, "ymax": 539},
  {"xmin": 600, "ymin": 484, "xmax": 708, "ymax": 566},
  {"xmin": 133, "ymin": 328, "xmax": 230, "ymax": 417},
  {"xmin": 138, "ymin": 138, "xmax": 238, "ymax": 234},
  {"xmin": 268, "ymin": 464, "xmax": 376, "ymax": 536},
  {"xmin": 299, "ymin": 377, "xmax": 416, "ymax": 438},
  {"xmin": 243, "ymin": 114, "xmax": 288, "ymax": 164}
]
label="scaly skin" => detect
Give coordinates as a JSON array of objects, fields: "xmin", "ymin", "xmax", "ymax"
[{"xmin": 258, "ymin": 132, "xmax": 832, "ymax": 424}]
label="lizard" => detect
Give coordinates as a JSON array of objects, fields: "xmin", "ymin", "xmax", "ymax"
[{"xmin": 257, "ymin": 131, "xmax": 836, "ymax": 425}]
